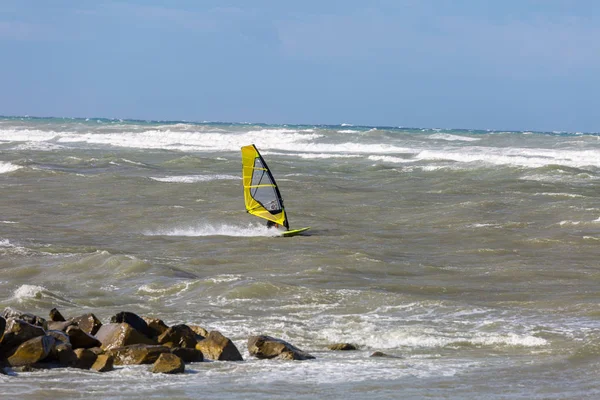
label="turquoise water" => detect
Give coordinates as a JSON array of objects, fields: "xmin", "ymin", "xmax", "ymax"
[{"xmin": 1, "ymin": 116, "xmax": 600, "ymax": 399}]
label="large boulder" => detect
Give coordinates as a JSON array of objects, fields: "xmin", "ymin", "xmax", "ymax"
[
  {"xmin": 49, "ymin": 308, "xmax": 66, "ymax": 322},
  {"xmin": 95, "ymin": 323, "xmax": 156, "ymax": 350},
  {"xmin": 106, "ymin": 344, "xmax": 171, "ymax": 365},
  {"xmin": 142, "ymin": 317, "xmax": 169, "ymax": 339},
  {"xmin": 247, "ymin": 335, "xmax": 315, "ymax": 360},
  {"xmin": 2, "ymin": 308, "xmax": 46, "ymax": 329},
  {"xmin": 151, "ymin": 353, "xmax": 184, "ymax": 374},
  {"xmin": 47, "ymin": 320, "xmax": 76, "ymax": 332},
  {"xmin": 66, "ymin": 325, "xmax": 102, "ymax": 349},
  {"xmin": 189, "ymin": 325, "xmax": 208, "ymax": 338},
  {"xmin": 0, "ymin": 319, "xmax": 46, "ymax": 358},
  {"xmin": 69, "ymin": 313, "xmax": 102, "ymax": 336},
  {"xmin": 110, "ymin": 311, "xmax": 153, "ymax": 339},
  {"xmin": 73, "ymin": 348, "xmax": 98, "ymax": 369},
  {"xmin": 7, "ymin": 335, "xmax": 56, "ymax": 367},
  {"xmin": 157, "ymin": 324, "xmax": 198, "ymax": 348},
  {"xmin": 91, "ymin": 354, "xmax": 114, "ymax": 372},
  {"xmin": 0, "ymin": 316, "xmax": 5, "ymax": 343},
  {"xmin": 195, "ymin": 331, "xmax": 243, "ymax": 361},
  {"xmin": 170, "ymin": 347, "xmax": 203, "ymax": 363}
]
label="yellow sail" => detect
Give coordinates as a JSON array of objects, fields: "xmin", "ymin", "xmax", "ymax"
[{"xmin": 241, "ymin": 144, "xmax": 289, "ymax": 229}]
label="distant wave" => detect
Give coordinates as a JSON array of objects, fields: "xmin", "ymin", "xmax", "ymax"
[
  {"xmin": 149, "ymin": 174, "xmax": 239, "ymax": 183},
  {"xmin": 0, "ymin": 161, "xmax": 21, "ymax": 173}
]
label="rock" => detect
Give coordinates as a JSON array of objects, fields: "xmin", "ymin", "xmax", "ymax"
[
  {"xmin": 142, "ymin": 317, "xmax": 169, "ymax": 338},
  {"xmin": 151, "ymin": 353, "xmax": 184, "ymax": 374},
  {"xmin": 66, "ymin": 325, "xmax": 102, "ymax": 349},
  {"xmin": 73, "ymin": 348, "xmax": 98, "ymax": 369},
  {"xmin": 248, "ymin": 335, "xmax": 315, "ymax": 360},
  {"xmin": 91, "ymin": 354, "xmax": 114, "ymax": 372},
  {"xmin": 195, "ymin": 331, "xmax": 243, "ymax": 361},
  {"xmin": 94, "ymin": 323, "xmax": 156, "ymax": 350},
  {"xmin": 369, "ymin": 351, "xmax": 401, "ymax": 358},
  {"xmin": 55, "ymin": 342, "xmax": 78, "ymax": 367},
  {"xmin": 170, "ymin": 347, "xmax": 203, "ymax": 363},
  {"xmin": 70, "ymin": 313, "xmax": 102, "ymax": 336},
  {"xmin": 110, "ymin": 311, "xmax": 153, "ymax": 339},
  {"xmin": 47, "ymin": 320, "xmax": 76, "ymax": 332},
  {"xmin": 328, "ymin": 343, "xmax": 358, "ymax": 351},
  {"xmin": 7, "ymin": 335, "xmax": 56, "ymax": 367},
  {"xmin": 106, "ymin": 344, "xmax": 171, "ymax": 365},
  {"xmin": 0, "ymin": 319, "xmax": 46, "ymax": 358},
  {"xmin": 2, "ymin": 308, "xmax": 46, "ymax": 329},
  {"xmin": 49, "ymin": 308, "xmax": 66, "ymax": 322},
  {"xmin": 0, "ymin": 316, "xmax": 5, "ymax": 343},
  {"xmin": 188, "ymin": 325, "xmax": 208, "ymax": 338},
  {"xmin": 157, "ymin": 324, "xmax": 198, "ymax": 349}
]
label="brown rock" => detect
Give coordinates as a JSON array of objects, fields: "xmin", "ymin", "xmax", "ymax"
[
  {"xmin": 369, "ymin": 351, "xmax": 401, "ymax": 358},
  {"xmin": 195, "ymin": 331, "xmax": 243, "ymax": 361},
  {"xmin": 49, "ymin": 308, "xmax": 66, "ymax": 322},
  {"xmin": 2, "ymin": 307, "xmax": 46, "ymax": 329},
  {"xmin": 151, "ymin": 353, "xmax": 184, "ymax": 374},
  {"xmin": 91, "ymin": 354, "xmax": 114, "ymax": 372},
  {"xmin": 170, "ymin": 347, "xmax": 204, "ymax": 363},
  {"xmin": 247, "ymin": 335, "xmax": 315, "ymax": 360},
  {"xmin": 106, "ymin": 344, "xmax": 171, "ymax": 365},
  {"xmin": 70, "ymin": 313, "xmax": 102, "ymax": 335},
  {"xmin": 66, "ymin": 325, "xmax": 102, "ymax": 349},
  {"xmin": 0, "ymin": 316, "xmax": 5, "ymax": 343},
  {"xmin": 47, "ymin": 320, "xmax": 76, "ymax": 332},
  {"xmin": 55, "ymin": 342, "xmax": 78, "ymax": 367},
  {"xmin": 0, "ymin": 318, "xmax": 46, "ymax": 358},
  {"xmin": 73, "ymin": 348, "xmax": 98, "ymax": 369},
  {"xmin": 328, "ymin": 343, "xmax": 358, "ymax": 351},
  {"xmin": 189, "ymin": 325, "xmax": 208, "ymax": 338},
  {"xmin": 94, "ymin": 323, "xmax": 156, "ymax": 350},
  {"xmin": 110, "ymin": 311, "xmax": 153, "ymax": 339},
  {"xmin": 142, "ymin": 317, "xmax": 169, "ymax": 338},
  {"xmin": 157, "ymin": 324, "xmax": 197, "ymax": 348},
  {"xmin": 8, "ymin": 335, "xmax": 56, "ymax": 367}
]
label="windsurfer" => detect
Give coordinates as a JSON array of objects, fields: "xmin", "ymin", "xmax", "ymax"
[{"xmin": 266, "ymin": 220, "xmax": 279, "ymax": 229}]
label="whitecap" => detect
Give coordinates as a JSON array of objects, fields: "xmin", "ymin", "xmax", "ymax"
[
  {"xmin": 0, "ymin": 161, "xmax": 21, "ymax": 173},
  {"xmin": 149, "ymin": 174, "xmax": 239, "ymax": 183}
]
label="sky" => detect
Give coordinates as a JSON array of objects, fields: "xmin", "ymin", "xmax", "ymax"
[{"xmin": 0, "ymin": 0, "xmax": 598, "ymax": 132}]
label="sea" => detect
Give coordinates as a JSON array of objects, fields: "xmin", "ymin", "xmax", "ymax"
[{"xmin": 0, "ymin": 116, "xmax": 599, "ymax": 399}]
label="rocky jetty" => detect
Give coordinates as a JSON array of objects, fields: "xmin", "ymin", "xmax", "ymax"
[{"xmin": 0, "ymin": 306, "xmax": 342, "ymax": 377}]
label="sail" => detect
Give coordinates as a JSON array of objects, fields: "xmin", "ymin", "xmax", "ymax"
[{"xmin": 241, "ymin": 144, "xmax": 289, "ymax": 229}]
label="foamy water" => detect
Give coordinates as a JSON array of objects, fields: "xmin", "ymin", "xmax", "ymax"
[{"xmin": 1, "ymin": 117, "xmax": 600, "ymax": 399}]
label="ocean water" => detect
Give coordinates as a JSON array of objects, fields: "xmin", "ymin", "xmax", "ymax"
[{"xmin": 1, "ymin": 116, "xmax": 599, "ymax": 399}]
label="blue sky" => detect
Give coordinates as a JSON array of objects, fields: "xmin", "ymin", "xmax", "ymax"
[{"xmin": 0, "ymin": 0, "xmax": 598, "ymax": 132}]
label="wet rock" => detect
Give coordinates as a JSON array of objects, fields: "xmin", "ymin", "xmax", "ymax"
[
  {"xmin": 7, "ymin": 335, "xmax": 56, "ymax": 367},
  {"xmin": 47, "ymin": 320, "xmax": 76, "ymax": 332},
  {"xmin": 2, "ymin": 308, "xmax": 46, "ymax": 329},
  {"xmin": 151, "ymin": 352, "xmax": 184, "ymax": 374},
  {"xmin": 369, "ymin": 351, "xmax": 402, "ymax": 358},
  {"xmin": 157, "ymin": 324, "xmax": 198, "ymax": 349},
  {"xmin": 110, "ymin": 311, "xmax": 153, "ymax": 339},
  {"xmin": 49, "ymin": 308, "xmax": 66, "ymax": 322},
  {"xmin": 195, "ymin": 331, "xmax": 243, "ymax": 361},
  {"xmin": 328, "ymin": 343, "xmax": 358, "ymax": 351},
  {"xmin": 66, "ymin": 325, "xmax": 102, "ymax": 349},
  {"xmin": 189, "ymin": 325, "xmax": 208, "ymax": 338},
  {"xmin": 69, "ymin": 313, "xmax": 102, "ymax": 336},
  {"xmin": 170, "ymin": 347, "xmax": 203, "ymax": 363},
  {"xmin": 0, "ymin": 316, "xmax": 5, "ymax": 343},
  {"xmin": 106, "ymin": 344, "xmax": 171, "ymax": 365},
  {"xmin": 142, "ymin": 317, "xmax": 169, "ymax": 338},
  {"xmin": 91, "ymin": 354, "xmax": 114, "ymax": 372},
  {"xmin": 95, "ymin": 323, "xmax": 156, "ymax": 350},
  {"xmin": 248, "ymin": 335, "xmax": 315, "ymax": 361},
  {"xmin": 73, "ymin": 348, "xmax": 98, "ymax": 369},
  {"xmin": 0, "ymin": 319, "xmax": 46, "ymax": 358},
  {"xmin": 55, "ymin": 342, "xmax": 78, "ymax": 367}
]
